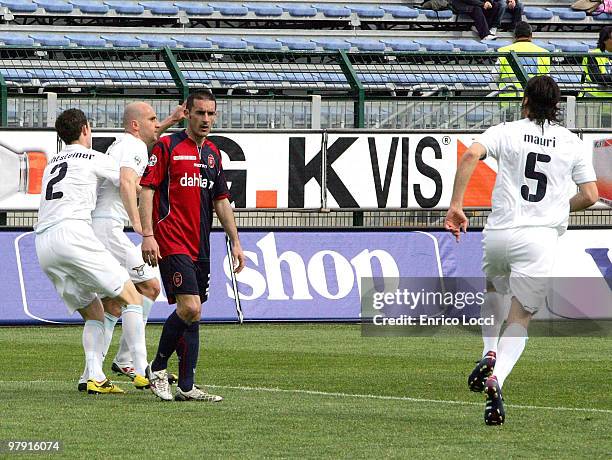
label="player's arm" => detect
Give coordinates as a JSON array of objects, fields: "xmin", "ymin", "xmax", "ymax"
[
  {"xmin": 119, "ymin": 166, "xmax": 142, "ymax": 234},
  {"xmin": 138, "ymin": 186, "xmax": 161, "ymax": 267},
  {"xmin": 213, "ymin": 197, "xmax": 245, "ymax": 274},
  {"xmin": 445, "ymin": 142, "xmax": 487, "ymax": 242},
  {"xmin": 570, "ymin": 182, "xmax": 598, "ymax": 212},
  {"xmin": 157, "ymin": 102, "xmax": 187, "ymax": 135}
]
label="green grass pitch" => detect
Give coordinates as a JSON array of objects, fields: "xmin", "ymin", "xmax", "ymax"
[{"xmin": 1, "ymin": 324, "xmax": 610, "ymax": 458}]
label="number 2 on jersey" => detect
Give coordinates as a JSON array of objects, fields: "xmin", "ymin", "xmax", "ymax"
[
  {"xmin": 521, "ymin": 152, "xmax": 550, "ymax": 202},
  {"xmin": 45, "ymin": 162, "xmax": 68, "ymax": 200}
]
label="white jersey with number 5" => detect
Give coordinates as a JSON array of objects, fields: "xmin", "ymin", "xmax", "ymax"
[
  {"xmin": 35, "ymin": 144, "xmax": 119, "ymax": 234},
  {"xmin": 92, "ymin": 134, "xmax": 148, "ymax": 223},
  {"xmin": 477, "ymin": 118, "xmax": 596, "ymax": 233}
]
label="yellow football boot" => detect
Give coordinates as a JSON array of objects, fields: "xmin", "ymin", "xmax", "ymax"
[{"xmin": 87, "ymin": 379, "xmax": 125, "ymax": 394}]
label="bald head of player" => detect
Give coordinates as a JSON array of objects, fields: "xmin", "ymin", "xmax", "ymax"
[{"xmin": 123, "ymin": 102, "xmax": 160, "ymax": 147}]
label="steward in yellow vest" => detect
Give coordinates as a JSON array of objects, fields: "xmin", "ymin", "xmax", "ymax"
[
  {"xmin": 497, "ymin": 21, "xmax": 550, "ymax": 98},
  {"xmin": 581, "ymin": 26, "xmax": 612, "ymax": 98}
]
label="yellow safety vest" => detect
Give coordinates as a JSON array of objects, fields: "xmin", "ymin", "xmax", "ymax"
[
  {"xmin": 497, "ymin": 41, "xmax": 551, "ymax": 98},
  {"xmin": 581, "ymin": 49, "xmax": 612, "ymax": 98}
]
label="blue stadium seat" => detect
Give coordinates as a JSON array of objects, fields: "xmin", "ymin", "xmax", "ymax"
[
  {"xmin": 136, "ymin": 35, "xmax": 176, "ymax": 47},
  {"xmin": 140, "ymin": 1, "xmax": 178, "ymax": 14},
  {"xmin": 532, "ymin": 40, "xmax": 555, "ymax": 52},
  {"xmin": 546, "ymin": 8, "xmax": 586, "ymax": 20},
  {"xmin": 100, "ymin": 34, "xmax": 141, "ymax": 47},
  {"xmin": 346, "ymin": 38, "xmax": 385, "ymax": 52},
  {"xmin": 311, "ymin": 38, "xmax": 351, "ymax": 51},
  {"xmin": 279, "ymin": 3, "xmax": 316, "ymax": 17},
  {"xmin": 277, "ymin": 37, "xmax": 316, "ymax": 50},
  {"xmin": 423, "ymin": 9, "xmax": 453, "ymax": 19},
  {"xmin": 317, "ymin": 72, "xmax": 346, "ymax": 83},
  {"xmin": 548, "ymin": 40, "xmax": 589, "ymax": 52},
  {"xmin": 379, "ymin": 5, "xmax": 419, "ymax": 18},
  {"xmin": 358, "ymin": 73, "xmax": 387, "ymax": 84},
  {"xmin": 0, "ymin": 0, "xmax": 38, "ymax": 12},
  {"xmin": 523, "ymin": 7, "xmax": 553, "ymax": 20},
  {"xmin": 208, "ymin": 36, "xmax": 247, "ymax": 49},
  {"xmin": 28, "ymin": 68, "xmax": 67, "ymax": 80},
  {"xmin": 593, "ymin": 13, "xmax": 612, "ymax": 20},
  {"xmin": 582, "ymin": 40, "xmax": 597, "ymax": 49},
  {"xmin": 65, "ymin": 34, "xmax": 107, "ymax": 47},
  {"xmin": 387, "ymin": 73, "xmax": 423, "ymax": 84},
  {"xmin": 281, "ymin": 71, "xmax": 318, "ymax": 82},
  {"xmin": 423, "ymin": 74, "xmax": 458, "ymax": 84},
  {"xmin": 0, "ymin": 32, "xmax": 34, "ymax": 45},
  {"xmin": 414, "ymin": 39, "xmax": 454, "ymax": 52},
  {"xmin": 0, "ymin": 68, "xmax": 33, "ymax": 81},
  {"xmin": 104, "ymin": 1, "xmax": 144, "ymax": 14},
  {"xmin": 29, "ymin": 33, "xmax": 70, "ymax": 46},
  {"xmin": 313, "ymin": 4, "xmax": 350, "ymax": 18},
  {"xmin": 208, "ymin": 2, "xmax": 248, "ymax": 15},
  {"xmin": 380, "ymin": 38, "xmax": 419, "ymax": 51},
  {"xmin": 484, "ymin": 40, "xmax": 512, "ymax": 50},
  {"xmin": 62, "ymin": 68, "xmax": 107, "ymax": 81},
  {"xmin": 135, "ymin": 70, "xmax": 173, "ymax": 81},
  {"xmin": 173, "ymin": 1, "xmax": 213, "ymax": 15},
  {"xmin": 448, "ymin": 39, "xmax": 488, "ymax": 52},
  {"xmin": 99, "ymin": 69, "xmax": 139, "ymax": 81},
  {"xmin": 34, "ymin": 0, "xmax": 73, "ymax": 13},
  {"xmin": 174, "ymin": 36, "xmax": 212, "ymax": 48},
  {"xmin": 456, "ymin": 73, "xmax": 493, "ymax": 85},
  {"xmin": 244, "ymin": 37, "xmax": 282, "ymax": 50},
  {"xmin": 69, "ymin": 0, "xmax": 108, "ymax": 13},
  {"xmin": 244, "ymin": 71, "xmax": 284, "ymax": 82},
  {"xmin": 346, "ymin": 5, "xmax": 384, "ymax": 18},
  {"xmin": 553, "ymin": 73, "xmax": 582, "ymax": 84},
  {"xmin": 243, "ymin": 3, "xmax": 283, "ymax": 17}
]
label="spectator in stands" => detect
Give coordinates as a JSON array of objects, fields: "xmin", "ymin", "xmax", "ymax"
[
  {"xmin": 490, "ymin": 0, "xmax": 524, "ymax": 35},
  {"xmin": 451, "ymin": 0, "xmax": 500, "ymax": 41},
  {"xmin": 497, "ymin": 21, "xmax": 550, "ymax": 99},
  {"xmin": 581, "ymin": 26, "xmax": 612, "ymax": 98}
]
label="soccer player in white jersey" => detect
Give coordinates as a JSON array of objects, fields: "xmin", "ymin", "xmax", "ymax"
[
  {"xmin": 444, "ymin": 76, "xmax": 598, "ymax": 425},
  {"xmin": 35, "ymin": 108, "xmax": 150, "ymax": 394},
  {"xmin": 77, "ymin": 102, "xmax": 185, "ymax": 391}
]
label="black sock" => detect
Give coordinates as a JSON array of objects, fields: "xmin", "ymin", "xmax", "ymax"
[
  {"xmin": 177, "ymin": 321, "xmax": 200, "ymax": 392},
  {"xmin": 151, "ymin": 310, "xmax": 188, "ymax": 372}
]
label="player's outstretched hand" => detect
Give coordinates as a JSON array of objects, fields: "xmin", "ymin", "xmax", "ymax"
[
  {"xmin": 171, "ymin": 102, "xmax": 187, "ymax": 124},
  {"xmin": 142, "ymin": 235, "xmax": 162, "ymax": 267},
  {"xmin": 444, "ymin": 206, "xmax": 468, "ymax": 242},
  {"xmin": 232, "ymin": 242, "xmax": 245, "ymax": 274}
]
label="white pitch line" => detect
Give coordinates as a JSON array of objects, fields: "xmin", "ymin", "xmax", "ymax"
[{"xmin": 3, "ymin": 381, "xmax": 612, "ymax": 415}]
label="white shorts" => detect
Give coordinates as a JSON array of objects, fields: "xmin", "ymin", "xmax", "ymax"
[
  {"xmin": 482, "ymin": 227, "xmax": 559, "ymax": 313},
  {"xmin": 35, "ymin": 220, "xmax": 130, "ymax": 314},
  {"xmin": 92, "ymin": 218, "xmax": 156, "ymax": 285}
]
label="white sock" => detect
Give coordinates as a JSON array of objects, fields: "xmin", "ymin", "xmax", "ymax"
[
  {"xmin": 102, "ymin": 312, "xmax": 119, "ymax": 361},
  {"xmin": 82, "ymin": 319, "xmax": 106, "ymax": 382},
  {"xmin": 481, "ymin": 292, "xmax": 506, "ymax": 357},
  {"xmin": 114, "ymin": 296, "xmax": 155, "ymax": 366},
  {"xmin": 493, "ymin": 322, "xmax": 528, "ymax": 388},
  {"xmin": 121, "ymin": 304, "xmax": 148, "ymax": 376}
]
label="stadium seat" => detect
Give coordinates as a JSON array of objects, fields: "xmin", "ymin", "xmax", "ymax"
[
  {"xmin": 277, "ymin": 37, "xmax": 316, "ymax": 50},
  {"xmin": 34, "ymin": 0, "xmax": 73, "ymax": 13},
  {"xmin": 0, "ymin": 0, "xmax": 38, "ymax": 12},
  {"xmin": 448, "ymin": 39, "xmax": 488, "ymax": 52},
  {"xmin": 208, "ymin": 2, "xmax": 248, "ymax": 16},
  {"xmin": 380, "ymin": 38, "xmax": 419, "ymax": 51},
  {"xmin": 140, "ymin": 1, "xmax": 178, "ymax": 15},
  {"xmin": 484, "ymin": 40, "xmax": 512, "ymax": 50},
  {"xmin": 281, "ymin": 71, "xmax": 318, "ymax": 82},
  {"xmin": 243, "ymin": 3, "xmax": 283, "ymax": 17},
  {"xmin": 593, "ymin": 13, "xmax": 612, "ymax": 20},
  {"xmin": 173, "ymin": 1, "xmax": 213, "ymax": 15},
  {"xmin": 104, "ymin": 1, "xmax": 144, "ymax": 14},
  {"xmin": 422, "ymin": 73, "xmax": 458, "ymax": 84},
  {"xmin": 414, "ymin": 39, "xmax": 454, "ymax": 52},
  {"xmin": 423, "ymin": 9, "xmax": 453, "ymax": 19},
  {"xmin": 136, "ymin": 35, "xmax": 176, "ymax": 47},
  {"xmin": 582, "ymin": 40, "xmax": 597, "ymax": 49},
  {"xmin": 553, "ymin": 73, "xmax": 582, "ymax": 83},
  {"xmin": 0, "ymin": 68, "xmax": 33, "ymax": 81},
  {"xmin": 523, "ymin": 7, "xmax": 553, "ymax": 20},
  {"xmin": 379, "ymin": 5, "xmax": 419, "ymax": 18},
  {"xmin": 546, "ymin": 8, "xmax": 586, "ymax": 20},
  {"xmin": 311, "ymin": 38, "xmax": 351, "ymax": 51},
  {"xmin": 62, "ymin": 68, "xmax": 107, "ymax": 81},
  {"xmin": 29, "ymin": 33, "xmax": 70, "ymax": 46},
  {"xmin": 312, "ymin": 4, "xmax": 350, "ymax": 18},
  {"xmin": 100, "ymin": 34, "xmax": 141, "ymax": 47},
  {"xmin": 549, "ymin": 40, "xmax": 589, "ymax": 52},
  {"xmin": 174, "ymin": 36, "xmax": 212, "ymax": 48},
  {"xmin": 244, "ymin": 37, "xmax": 282, "ymax": 50},
  {"xmin": 69, "ymin": 0, "xmax": 109, "ymax": 13},
  {"xmin": 532, "ymin": 40, "xmax": 555, "ymax": 52},
  {"xmin": 456, "ymin": 73, "xmax": 493, "ymax": 85},
  {"xmin": 346, "ymin": 5, "xmax": 384, "ymax": 18},
  {"xmin": 0, "ymin": 32, "xmax": 34, "ymax": 45},
  {"xmin": 65, "ymin": 34, "xmax": 107, "ymax": 47},
  {"xmin": 208, "ymin": 36, "xmax": 247, "ymax": 49},
  {"xmin": 346, "ymin": 38, "xmax": 385, "ymax": 52},
  {"xmin": 387, "ymin": 73, "xmax": 423, "ymax": 84},
  {"xmin": 279, "ymin": 3, "xmax": 316, "ymax": 17}
]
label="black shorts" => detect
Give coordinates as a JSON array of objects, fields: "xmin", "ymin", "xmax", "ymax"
[{"xmin": 159, "ymin": 254, "xmax": 210, "ymax": 305}]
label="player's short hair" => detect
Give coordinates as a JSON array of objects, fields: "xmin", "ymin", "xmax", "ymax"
[
  {"xmin": 186, "ymin": 90, "xmax": 216, "ymax": 112},
  {"xmin": 514, "ymin": 21, "xmax": 532, "ymax": 39},
  {"xmin": 523, "ymin": 75, "xmax": 560, "ymax": 127},
  {"xmin": 597, "ymin": 26, "xmax": 612, "ymax": 52},
  {"xmin": 55, "ymin": 108, "xmax": 88, "ymax": 144}
]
